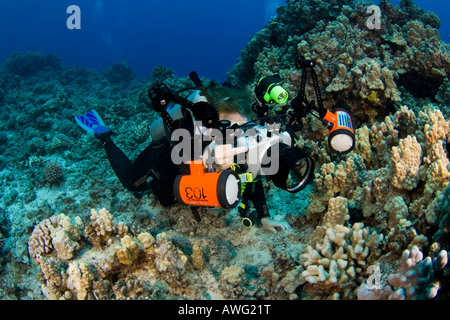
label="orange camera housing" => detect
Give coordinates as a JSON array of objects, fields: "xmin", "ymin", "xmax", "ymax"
[{"xmin": 174, "ymin": 161, "xmax": 241, "ymax": 209}]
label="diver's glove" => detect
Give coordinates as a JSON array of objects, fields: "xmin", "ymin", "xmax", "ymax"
[
  {"xmin": 261, "ymin": 217, "xmax": 292, "ymax": 234},
  {"xmin": 202, "ymin": 141, "xmax": 248, "ymax": 171}
]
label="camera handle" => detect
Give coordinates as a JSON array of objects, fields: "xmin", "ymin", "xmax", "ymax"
[{"xmin": 147, "ymin": 83, "xmax": 220, "ymax": 133}]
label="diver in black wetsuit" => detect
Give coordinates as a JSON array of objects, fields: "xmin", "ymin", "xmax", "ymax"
[
  {"xmin": 98, "ymin": 131, "xmax": 180, "ymax": 206},
  {"xmin": 76, "ymin": 81, "xmax": 291, "ymax": 234},
  {"xmin": 76, "ymin": 58, "xmax": 347, "ymax": 234}
]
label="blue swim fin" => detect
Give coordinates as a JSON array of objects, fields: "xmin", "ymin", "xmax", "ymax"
[{"xmin": 75, "ymin": 109, "xmax": 109, "ymax": 135}]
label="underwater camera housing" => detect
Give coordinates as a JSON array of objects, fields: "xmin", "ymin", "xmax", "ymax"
[
  {"xmin": 147, "ymin": 73, "xmax": 314, "ymax": 214},
  {"xmin": 234, "ymin": 122, "xmax": 315, "ymax": 193},
  {"xmin": 172, "ymin": 122, "xmax": 315, "ymax": 211}
]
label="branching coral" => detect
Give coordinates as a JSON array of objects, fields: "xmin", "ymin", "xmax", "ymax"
[
  {"xmin": 357, "ymin": 246, "xmax": 448, "ymax": 300},
  {"xmin": 301, "ymin": 197, "xmax": 385, "ymax": 299},
  {"xmin": 84, "ymin": 208, "xmax": 117, "ymax": 247},
  {"xmin": 28, "ymin": 214, "xmax": 84, "ymax": 265},
  {"xmin": 391, "ymin": 135, "xmax": 422, "ymax": 191},
  {"xmin": 28, "ymin": 208, "xmax": 192, "ymax": 300},
  {"xmin": 432, "ymin": 185, "xmax": 450, "ymax": 252}
]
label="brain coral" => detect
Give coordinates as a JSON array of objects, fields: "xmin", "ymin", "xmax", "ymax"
[{"xmin": 43, "ymin": 161, "xmax": 63, "ymax": 184}]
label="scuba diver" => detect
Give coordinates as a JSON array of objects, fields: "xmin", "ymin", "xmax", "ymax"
[{"xmin": 75, "ymin": 58, "xmax": 356, "ymax": 234}]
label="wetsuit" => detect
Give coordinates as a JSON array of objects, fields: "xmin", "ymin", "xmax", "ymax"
[
  {"xmin": 97, "ymin": 113, "xmax": 271, "ymax": 225},
  {"xmin": 96, "ymin": 113, "xmax": 196, "ymax": 207},
  {"xmin": 100, "ymin": 135, "xmax": 179, "ymax": 206},
  {"xmin": 238, "ymin": 179, "xmax": 271, "ymax": 226}
]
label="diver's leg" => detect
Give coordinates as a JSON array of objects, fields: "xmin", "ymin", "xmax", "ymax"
[
  {"xmin": 130, "ymin": 138, "xmax": 180, "ymax": 206},
  {"xmin": 98, "ymin": 128, "xmax": 179, "ymax": 205},
  {"xmin": 100, "ymin": 135, "xmax": 139, "ymax": 192}
]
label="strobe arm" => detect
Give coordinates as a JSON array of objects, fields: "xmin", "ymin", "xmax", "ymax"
[
  {"xmin": 147, "ymin": 83, "xmax": 220, "ymax": 130},
  {"xmin": 290, "ymin": 57, "xmax": 356, "ymax": 154},
  {"xmin": 288, "ymin": 57, "xmax": 329, "ymax": 131}
]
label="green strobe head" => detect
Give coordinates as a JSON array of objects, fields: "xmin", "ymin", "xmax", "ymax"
[
  {"xmin": 255, "ymin": 75, "xmax": 288, "ymax": 105},
  {"xmin": 265, "ymin": 84, "xmax": 288, "ymax": 104}
]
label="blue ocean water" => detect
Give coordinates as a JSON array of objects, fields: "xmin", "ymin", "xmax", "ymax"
[{"xmin": 0, "ymin": 0, "xmax": 448, "ymax": 82}]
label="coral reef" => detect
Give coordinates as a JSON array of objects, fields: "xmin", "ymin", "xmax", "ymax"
[
  {"xmin": 151, "ymin": 65, "xmax": 174, "ymax": 82},
  {"xmin": 357, "ymin": 246, "xmax": 448, "ymax": 300},
  {"xmin": 0, "ymin": 0, "xmax": 449, "ymax": 301},
  {"xmin": 28, "ymin": 208, "xmax": 191, "ymax": 299},
  {"xmin": 437, "ymin": 79, "xmax": 450, "ymax": 113},
  {"xmin": 228, "ymin": 0, "xmax": 450, "ymax": 122},
  {"xmin": 28, "ymin": 213, "xmax": 84, "ymax": 264},
  {"xmin": 103, "ymin": 62, "xmax": 136, "ymax": 84},
  {"xmin": 3, "ymin": 52, "xmax": 62, "ymax": 77},
  {"xmin": 300, "ymin": 197, "xmax": 385, "ymax": 299},
  {"xmin": 433, "ymin": 185, "xmax": 450, "ymax": 252}
]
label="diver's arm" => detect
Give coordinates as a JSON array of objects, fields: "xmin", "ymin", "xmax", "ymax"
[
  {"xmin": 251, "ymin": 180, "xmax": 271, "ymax": 221},
  {"xmin": 251, "ymin": 180, "xmax": 291, "ymax": 234}
]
